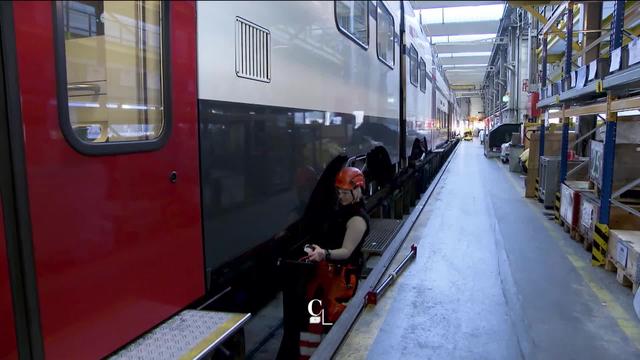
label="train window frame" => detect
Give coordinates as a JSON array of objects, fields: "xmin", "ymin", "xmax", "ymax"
[
  {"xmin": 409, "ymin": 44, "xmax": 418, "ymax": 87},
  {"xmin": 376, "ymin": 0, "xmax": 394, "ymax": 69},
  {"xmin": 419, "ymin": 57, "xmax": 426, "ymax": 93},
  {"xmin": 335, "ymin": 0, "xmax": 369, "ymax": 50},
  {"xmin": 52, "ymin": 1, "xmax": 172, "ymax": 155}
]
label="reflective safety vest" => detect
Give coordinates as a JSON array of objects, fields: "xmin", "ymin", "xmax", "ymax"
[
  {"xmin": 298, "ymin": 262, "xmax": 359, "ymax": 359},
  {"xmin": 299, "ymin": 324, "xmax": 324, "ymax": 359}
]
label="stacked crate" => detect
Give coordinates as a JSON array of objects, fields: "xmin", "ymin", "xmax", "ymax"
[
  {"xmin": 606, "ymin": 230, "xmax": 640, "ymax": 293},
  {"xmin": 560, "ymin": 181, "xmax": 593, "ymax": 238}
]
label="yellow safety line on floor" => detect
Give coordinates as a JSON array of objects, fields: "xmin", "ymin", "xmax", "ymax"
[
  {"xmin": 498, "ymin": 160, "xmax": 640, "ymax": 350},
  {"xmin": 339, "ymin": 289, "xmax": 398, "ymax": 360},
  {"xmin": 340, "ymin": 148, "xmax": 463, "ymax": 359},
  {"xmin": 180, "ymin": 313, "xmax": 249, "ymax": 360}
]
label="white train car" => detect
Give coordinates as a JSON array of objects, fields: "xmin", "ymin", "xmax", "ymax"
[{"xmin": 196, "ymin": 0, "xmax": 457, "ymax": 280}]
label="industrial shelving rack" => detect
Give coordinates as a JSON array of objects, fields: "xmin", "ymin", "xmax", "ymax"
[{"xmin": 533, "ymin": 0, "xmax": 640, "ymax": 266}]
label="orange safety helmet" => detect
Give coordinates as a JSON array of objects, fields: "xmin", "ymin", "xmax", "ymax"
[{"xmin": 335, "ymin": 167, "xmax": 365, "ymax": 190}]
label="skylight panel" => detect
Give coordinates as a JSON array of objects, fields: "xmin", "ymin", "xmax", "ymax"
[
  {"xmin": 431, "ymin": 35, "xmax": 449, "ymax": 43},
  {"xmin": 443, "ymin": 64, "xmax": 488, "ymax": 68},
  {"xmin": 443, "ymin": 4, "xmax": 505, "ymax": 23},
  {"xmin": 447, "ymin": 34, "xmax": 496, "ymax": 42},
  {"xmin": 420, "ymin": 8, "xmax": 443, "ymax": 24},
  {"xmin": 438, "ymin": 52, "xmax": 492, "ymax": 58}
]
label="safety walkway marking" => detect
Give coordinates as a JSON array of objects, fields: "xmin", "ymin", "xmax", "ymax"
[
  {"xmin": 497, "ymin": 161, "xmax": 640, "ymax": 351},
  {"xmin": 337, "ymin": 148, "xmax": 463, "ymax": 359}
]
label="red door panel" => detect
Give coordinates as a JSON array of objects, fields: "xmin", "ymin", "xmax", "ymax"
[
  {"xmin": 0, "ymin": 199, "xmax": 18, "ymax": 360},
  {"xmin": 13, "ymin": 2, "xmax": 203, "ymax": 358}
]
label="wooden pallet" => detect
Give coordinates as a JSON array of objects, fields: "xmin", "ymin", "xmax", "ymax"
[
  {"xmin": 605, "ymin": 257, "xmax": 640, "ymax": 294},
  {"xmin": 579, "ymin": 232, "xmax": 592, "ymax": 251},
  {"xmin": 570, "ymin": 227, "xmax": 579, "ymax": 241},
  {"xmin": 570, "ymin": 228, "xmax": 589, "ymax": 250}
]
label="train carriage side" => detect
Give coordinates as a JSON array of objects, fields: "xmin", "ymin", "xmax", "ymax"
[
  {"xmin": 402, "ymin": 0, "xmax": 454, "ymax": 153},
  {"xmin": 402, "ymin": 0, "xmax": 435, "ymax": 155},
  {"xmin": 195, "ymin": 1, "xmax": 402, "ymax": 292},
  {"xmin": 434, "ymin": 67, "xmax": 451, "ymax": 146},
  {"xmin": 0, "ymin": 1, "xmax": 463, "ymax": 358}
]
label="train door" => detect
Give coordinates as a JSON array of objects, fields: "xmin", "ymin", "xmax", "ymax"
[
  {"xmin": 0, "ymin": 204, "xmax": 17, "ymax": 360},
  {"xmin": 0, "ymin": 11, "xmax": 18, "ymax": 358},
  {"xmin": 9, "ymin": 2, "xmax": 203, "ymax": 358}
]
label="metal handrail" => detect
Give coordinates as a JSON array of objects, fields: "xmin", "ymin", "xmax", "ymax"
[
  {"xmin": 68, "ymin": 83, "xmax": 101, "ymax": 94},
  {"xmin": 611, "ymin": 177, "xmax": 640, "ymax": 199},
  {"xmin": 569, "ymin": 122, "xmax": 605, "ymax": 149},
  {"xmin": 566, "ymin": 158, "xmax": 588, "ymax": 179},
  {"xmin": 610, "ymin": 199, "xmax": 640, "ymax": 219}
]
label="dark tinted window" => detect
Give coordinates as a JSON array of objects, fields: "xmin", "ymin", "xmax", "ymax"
[
  {"xmin": 419, "ymin": 57, "xmax": 427, "ymax": 92},
  {"xmin": 336, "ymin": 1, "xmax": 369, "ymax": 48},
  {"xmin": 409, "ymin": 45, "xmax": 418, "ymax": 86},
  {"xmin": 57, "ymin": 1, "xmax": 166, "ymax": 148},
  {"xmin": 376, "ymin": 1, "xmax": 394, "ymax": 67}
]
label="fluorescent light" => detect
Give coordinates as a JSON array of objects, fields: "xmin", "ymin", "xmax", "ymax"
[
  {"xmin": 420, "ymin": 4, "xmax": 504, "ymax": 25},
  {"xmin": 432, "ymin": 34, "xmax": 497, "ymax": 44},
  {"xmin": 618, "ymin": 110, "xmax": 640, "ymax": 117},
  {"xmin": 69, "ymin": 102, "xmax": 100, "ymax": 108},
  {"xmin": 420, "ymin": 8, "xmax": 443, "ymax": 24},
  {"xmin": 446, "ymin": 69, "xmax": 482, "ymax": 72},
  {"xmin": 448, "ymin": 34, "xmax": 496, "ymax": 42},
  {"xmin": 443, "ymin": 64, "xmax": 488, "ymax": 68}
]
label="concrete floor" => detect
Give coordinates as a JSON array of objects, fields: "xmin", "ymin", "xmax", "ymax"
[{"xmin": 337, "ymin": 139, "xmax": 640, "ymax": 360}]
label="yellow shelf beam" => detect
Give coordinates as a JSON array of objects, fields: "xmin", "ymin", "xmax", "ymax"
[
  {"xmin": 540, "ymin": 1, "xmax": 569, "ymax": 35},
  {"xmin": 564, "ymin": 103, "xmax": 606, "ymax": 117},
  {"xmin": 550, "ymin": 95, "xmax": 640, "ymax": 119},
  {"xmin": 611, "ymin": 96, "xmax": 640, "ymax": 113}
]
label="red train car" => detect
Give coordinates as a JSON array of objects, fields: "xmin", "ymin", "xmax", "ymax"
[
  {"xmin": 1, "ymin": 2, "xmax": 204, "ymax": 358},
  {"xmin": 0, "ymin": 1, "xmax": 459, "ymax": 358}
]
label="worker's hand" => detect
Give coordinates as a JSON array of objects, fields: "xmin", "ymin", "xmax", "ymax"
[{"xmin": 307, "ymin": 245, "xmax": 326, "ymax": 262}]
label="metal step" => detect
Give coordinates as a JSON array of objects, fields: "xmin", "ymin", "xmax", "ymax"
[
  {"xmin": 110, "ymin": 310, "xmax": 251, "ymax": 360},
  {"xmin": 361, "ymin": 218, "xmax": 403, "ymax": 255}
]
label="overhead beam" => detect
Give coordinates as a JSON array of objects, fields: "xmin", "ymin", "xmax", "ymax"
[
  {"xmin": 444, "ymin": 65, "xmax": 489, "ymax": 70},
  {"xmin": 447, "ymin": 80, "xmax": 486, "ymax": 85},
  {"xmin": 542, "ymin": 3, "xmax": 582, "ymax": 53},
  {"xmin": 540, "ymin": 1, "xmax": 568, "ymax": 35},
  {"xmin": 425, "ymin": 20, "xmax": 500, "ymax": 36},
  {"xmin": 449, "ymin": 82, "xmax": 485, "ymax": 87},
  {"xmin": 509, "ymin": 1, "xmax": 554, "ymax": 6},
  {"xmin": 521, "ymin": 4, "xmax": 548, "ymax": 24},
  {"xmin": 535, "ymin": 3, "xmax": 581, "ymax": 57},
  {"xmin": 447, "ymin": 73, "xmax": 486, "ymax": 77},
  {"xmin": 434, "ymin": 42, "xmax": 495, "ymax": 53},
  {"xmin": 410, "ymin": 1, "xmax": 502, "ymax": 10},
  {"xmin": 447, "ymin": 74, "xmax": 486, "ymax": 80},
  {"xmin": 450, "ymin": 84, "xmax": 477, "ymax": 90},
  {"xmin": 438, "ymin": 55, "xmax": 490, "ymax": 65}
]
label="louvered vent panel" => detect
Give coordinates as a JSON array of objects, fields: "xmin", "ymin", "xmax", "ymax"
[{"xmin": 235, "ymin": 17, "xmax": 271, "ymax": 82}]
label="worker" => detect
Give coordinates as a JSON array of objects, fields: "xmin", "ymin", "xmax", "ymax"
[
  {"xmin": 298, "ymin": 167, "xmax": 370, "ymax": 359},
  {"xmin": 303, "ymin": 166, "xmax": 369, "ymax": 265},
  {"xmin": 519, "ymin": 147, "xmax": 529, "ymax": 174}
]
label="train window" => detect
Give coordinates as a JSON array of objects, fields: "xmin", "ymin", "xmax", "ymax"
[
  {"xmin": 54, "ymin": 1, "xmax": 169, "ymax": 154},
  {"xmin": 409, "ymin": 45, "xmax": 418, "ymax": 87},
  {"xmin": 376, "ymin": 1, "xmax": 394, "ymax": 68},
  {"xmin": 335, "ymin": 0, "xmax": 369, "ymax": 49},
  {"xmin": 419, "ymin": 57, "xmax": 427, "ymax": 93}
]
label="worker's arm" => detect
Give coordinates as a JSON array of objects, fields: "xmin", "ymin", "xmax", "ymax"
[{"xmin": 308, "ymin": 216, "xmax": 367, "ymax": 261}]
